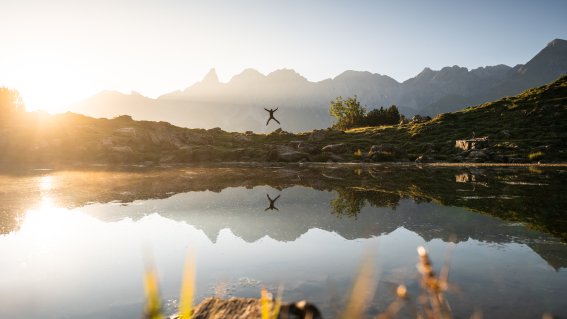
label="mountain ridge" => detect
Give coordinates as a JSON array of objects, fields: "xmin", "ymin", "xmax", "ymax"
[{"xmin": 70, "ymin": 39, "xmax": 567, "ymax": 132}]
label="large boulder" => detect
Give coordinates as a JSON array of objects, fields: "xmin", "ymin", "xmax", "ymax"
[
  {"xmin": 267, "ymin": 145, "xmax": 309, "ymax": 162},
  {"xmin": 321, "ymin": 143, "xmax": 347, "ymax": 154},
  {"xmin": 411, "ymin": 115, "xmax": 431, "ymax": 123},
  {"xmin": 176, "ymin": 297, "xmax": 322, "ymax": 319},
  {"xmin": 455, "ymin": 137, "xmax": 489, "ymax": 151},
  {"xmin": 232, "ymin": 134, "xmax": 252, "ymax": 143},
  {"xmin": 297, "ymin": 142, "xmax": 319, "ymax": 154},
  {"xmin": 308, "ymin": 129, "xmax": 328, "ymax": 142},
  {"xmin": 269, "ymin": 128, "xmax": 293, "ymax": 136},
  {"xmin": 368, "ymin": 144, "xmax": 408, "ymax": 162},
  {"xmin": 467, "ymin": 149, "xmax": 490, "ymax": 162}
]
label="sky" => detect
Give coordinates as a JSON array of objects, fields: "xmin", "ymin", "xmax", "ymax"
[{"xmin": 0, "ymin": 0, "xmax": 566, "ymax": 112}]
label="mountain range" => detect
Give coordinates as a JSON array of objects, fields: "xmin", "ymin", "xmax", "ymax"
[{"xmin": 69, "ymin": 39, "xmax": 567, "ymax": 132}]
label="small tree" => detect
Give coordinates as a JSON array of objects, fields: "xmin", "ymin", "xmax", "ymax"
[
  {"xmin": 0, "ymin": 87, "xmax": 25, "ymax": 119},
  {"xmin": 385, "ymin": 105, "xmax": 401, "ymax": 124},
  {"xmin": 365, "ymin": 105, "xmax": 401, "ymax": 126},
  {"xmin": 329, "ymin": 95, "xmax": 366, "ymax": 130}
]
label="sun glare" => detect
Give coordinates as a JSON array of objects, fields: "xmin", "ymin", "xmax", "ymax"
[
  {"xmin": 9, "ymin": 54, "xmax": 98, "ymax": 114},
  {"xmin": 39, "ymin": 176, "xmax": 54, "ymax": 191}
]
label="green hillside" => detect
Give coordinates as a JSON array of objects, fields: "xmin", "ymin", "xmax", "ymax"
[
  {"xmin": 0, "ymin": 76, "xmax": 566, "ymax": 166},
  {"xmin": 329, "ymin": 74, "xmax": 567, "ymax": 162}
]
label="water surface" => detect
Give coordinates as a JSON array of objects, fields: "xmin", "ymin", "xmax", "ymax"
[{"xmin": 0, "ymin": 165, "xmax": 566, "ymax": 318}]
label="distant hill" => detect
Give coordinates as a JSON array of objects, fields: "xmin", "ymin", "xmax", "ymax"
[{"xmin": 69, "ymin": 39, "xmax": 567, "ymax": 132}]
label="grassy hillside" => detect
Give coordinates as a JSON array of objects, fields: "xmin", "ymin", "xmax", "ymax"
[
  {"xmin": 0, "ymin": 76, "xmax": 565, "ymax": 166},
  {"xmin": 324, "ymin": 74, "xmax": 567, "ymax": 162}
]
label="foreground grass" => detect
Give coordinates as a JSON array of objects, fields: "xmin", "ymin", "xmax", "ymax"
[{"xmin": 143, "ymin": 247, "xmax": 455, "ymax": 319}]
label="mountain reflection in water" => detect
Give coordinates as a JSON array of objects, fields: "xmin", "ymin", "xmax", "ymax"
[{"xmin": 0, "ymin": 165, "xmax": 566, "ymax": 319}]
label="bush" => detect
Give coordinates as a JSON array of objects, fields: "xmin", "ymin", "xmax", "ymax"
[
  {"xmin": 329, "ymin": 96, "xmax": 366, "ymax": 130},
  {"xmin": 365, "ymin": 105, "xmax": 401, "ymax": 126},
  {"xmin": 329, "ymin": 95, "xmax": 402, "ymax": 130}
]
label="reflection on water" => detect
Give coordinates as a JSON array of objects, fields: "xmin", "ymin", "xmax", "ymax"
[
  {"xmin": 265, "ymin": 193, "xmax": 281, "ymax": 211},
  {"xmin": 0, "ymin": 165, "xmax": 566, "ymax": 319}
]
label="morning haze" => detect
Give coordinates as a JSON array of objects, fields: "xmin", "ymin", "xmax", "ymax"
[{"xmin": 1, "ymin": 1, "xmax": 567, "ymax": 319}]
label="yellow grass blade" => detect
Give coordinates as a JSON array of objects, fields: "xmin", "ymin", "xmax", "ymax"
[
  {"xmin": 143, "ymin": 264, "xmax": 165, "ymax": 319},
  {"xmin": 271, "ymin": 285, "xmax": 284, "ymax": 319},
  {"xmin": 179, "ymin": 251, "xmax": 196, "ymax": 319},
  {"xmin": 261, "ymin": 288, "xmax": 270, "ymax": 319},
  {"xmin": 340, "ymin": 251, "xmax": 377, "ymax": 319}
]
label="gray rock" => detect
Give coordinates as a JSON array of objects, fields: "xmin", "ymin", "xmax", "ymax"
[
  {"xmin": 176, "ymin": 297, "xmax": 322, "ymax": 319},
  {"xmin": 411, "ymin": 115, "xmax": 431, "ymax": 123},
  {"xmin": 270, "ymin": 145, "xmax": 309, "ymax": 162},
  {"xmin": 114, "ymin": 127, "xmax": 136, "ymax": 137},
  {"xmin": 321, "ymin": 143, "xmax": 347, "ymax": 154},
  {"xmin": 308, "ymin": 129, "xmax": 328, "ymax": 142},
  {"xmin": 269, "ymin": 128, "xmax": 293, "ymax": 136},
  {"xmin": 369, "ymin": 144, "xmax": 397, "ymax": 154},
  {"xmin": 467, "ymin": 149, "xmax": 489, "ymax": 162},
  {"xmin": 232, "ymin": 134, "xmax": 252, "ymax": 143},
  {"xmin": 328, "ymin": 154, "xmax": 345, "ymax": 162},
  {"xmin": 297, "ymin": 142, "xmax": 319, "ymax": 154},
  {"xmin": 415, "ymin": 155, "xmax": 433, "ymax": 163},
  {"xmin": 455, "ymin": 137, "xmax": 489, "ymax": 151},
  {"xmin": 368, "ymin": 144, "xmax": 408, "ymax": 161}
]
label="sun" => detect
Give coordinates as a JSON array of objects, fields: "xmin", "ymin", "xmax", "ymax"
[
  {"xmin": 20, "ymin": 71, "xmax": 92, "ymax": 114},
  {"xmin": 9, "ymin": 54, "xmax": 98, "ymax": 114}
]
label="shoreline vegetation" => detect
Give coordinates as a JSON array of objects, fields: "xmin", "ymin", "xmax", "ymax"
[{"xmin": 0, "ymin": 76, "xmax": 566, "ymax": 167}]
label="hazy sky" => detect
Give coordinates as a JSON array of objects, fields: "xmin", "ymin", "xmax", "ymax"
[{"xmin": 1, "ymin": 0, "xmax": 566, "ymax": 112}]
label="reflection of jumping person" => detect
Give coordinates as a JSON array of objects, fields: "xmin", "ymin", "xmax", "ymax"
[
  {"xmin": 264, "ymin": 107, "xmax": 280, "ymax": 126},
  {"xmin": 265, "ymin": 194, "xmax": 281, "ymax": 211}
]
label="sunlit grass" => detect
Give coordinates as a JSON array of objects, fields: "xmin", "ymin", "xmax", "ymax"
[
  {"xmin": 178, "ymin": 252, "xmax": 196, "ymax": 319},
  {"xmin": 142, "ymin": 262, "xmax": 165, "ymax": 319},
  {"xmin": 142, "ymin": 246, "xmax": 458, "ymax": 319}
]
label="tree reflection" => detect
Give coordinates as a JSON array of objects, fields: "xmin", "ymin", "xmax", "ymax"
[{"xmin": 330, "ymin": 188, "xmax": 401, "ymax": 218}]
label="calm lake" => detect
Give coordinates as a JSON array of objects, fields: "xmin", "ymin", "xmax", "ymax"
[{"xmin": 1, "ymin": 164, "xmax": 566, "ymax": 318}]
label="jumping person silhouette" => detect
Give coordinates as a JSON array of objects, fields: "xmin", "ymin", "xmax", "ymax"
[
  {"xmin": 265, "ymin": 194, "xmax": 281, "ymax": 211},
  {"xmin": 264, "ymin": 107, "xmax": 280, "ymax": 126}
]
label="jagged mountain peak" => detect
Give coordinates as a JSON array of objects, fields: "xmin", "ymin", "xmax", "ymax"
[
  {"xmin": 266, "ymin": 68, "xmax": 307, "ymax": 82},
  {"xmin": 201, "ymin": 68, "xmax": 219, "ymax": 84},
  {"xmin": 415, "ymin": 67, "xmax": 435, "ymax": 79},
  {"xmin": 229, "ymin": 68, "xmax": 265, "ymax": 84},
  {"xmin": 514, "ymin": 38, "xmax": 567, "ymax": 78},
  {"xmin": 332, "ymin": 70, "xmax": 400, "ymax": 88},
  {"xmin": 71, "ymin": 39, "xmax": 567, "ymax": 132},
  {"xmin": 547, "ymin": 38, "xmax": 567, "ymax": 48}
]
